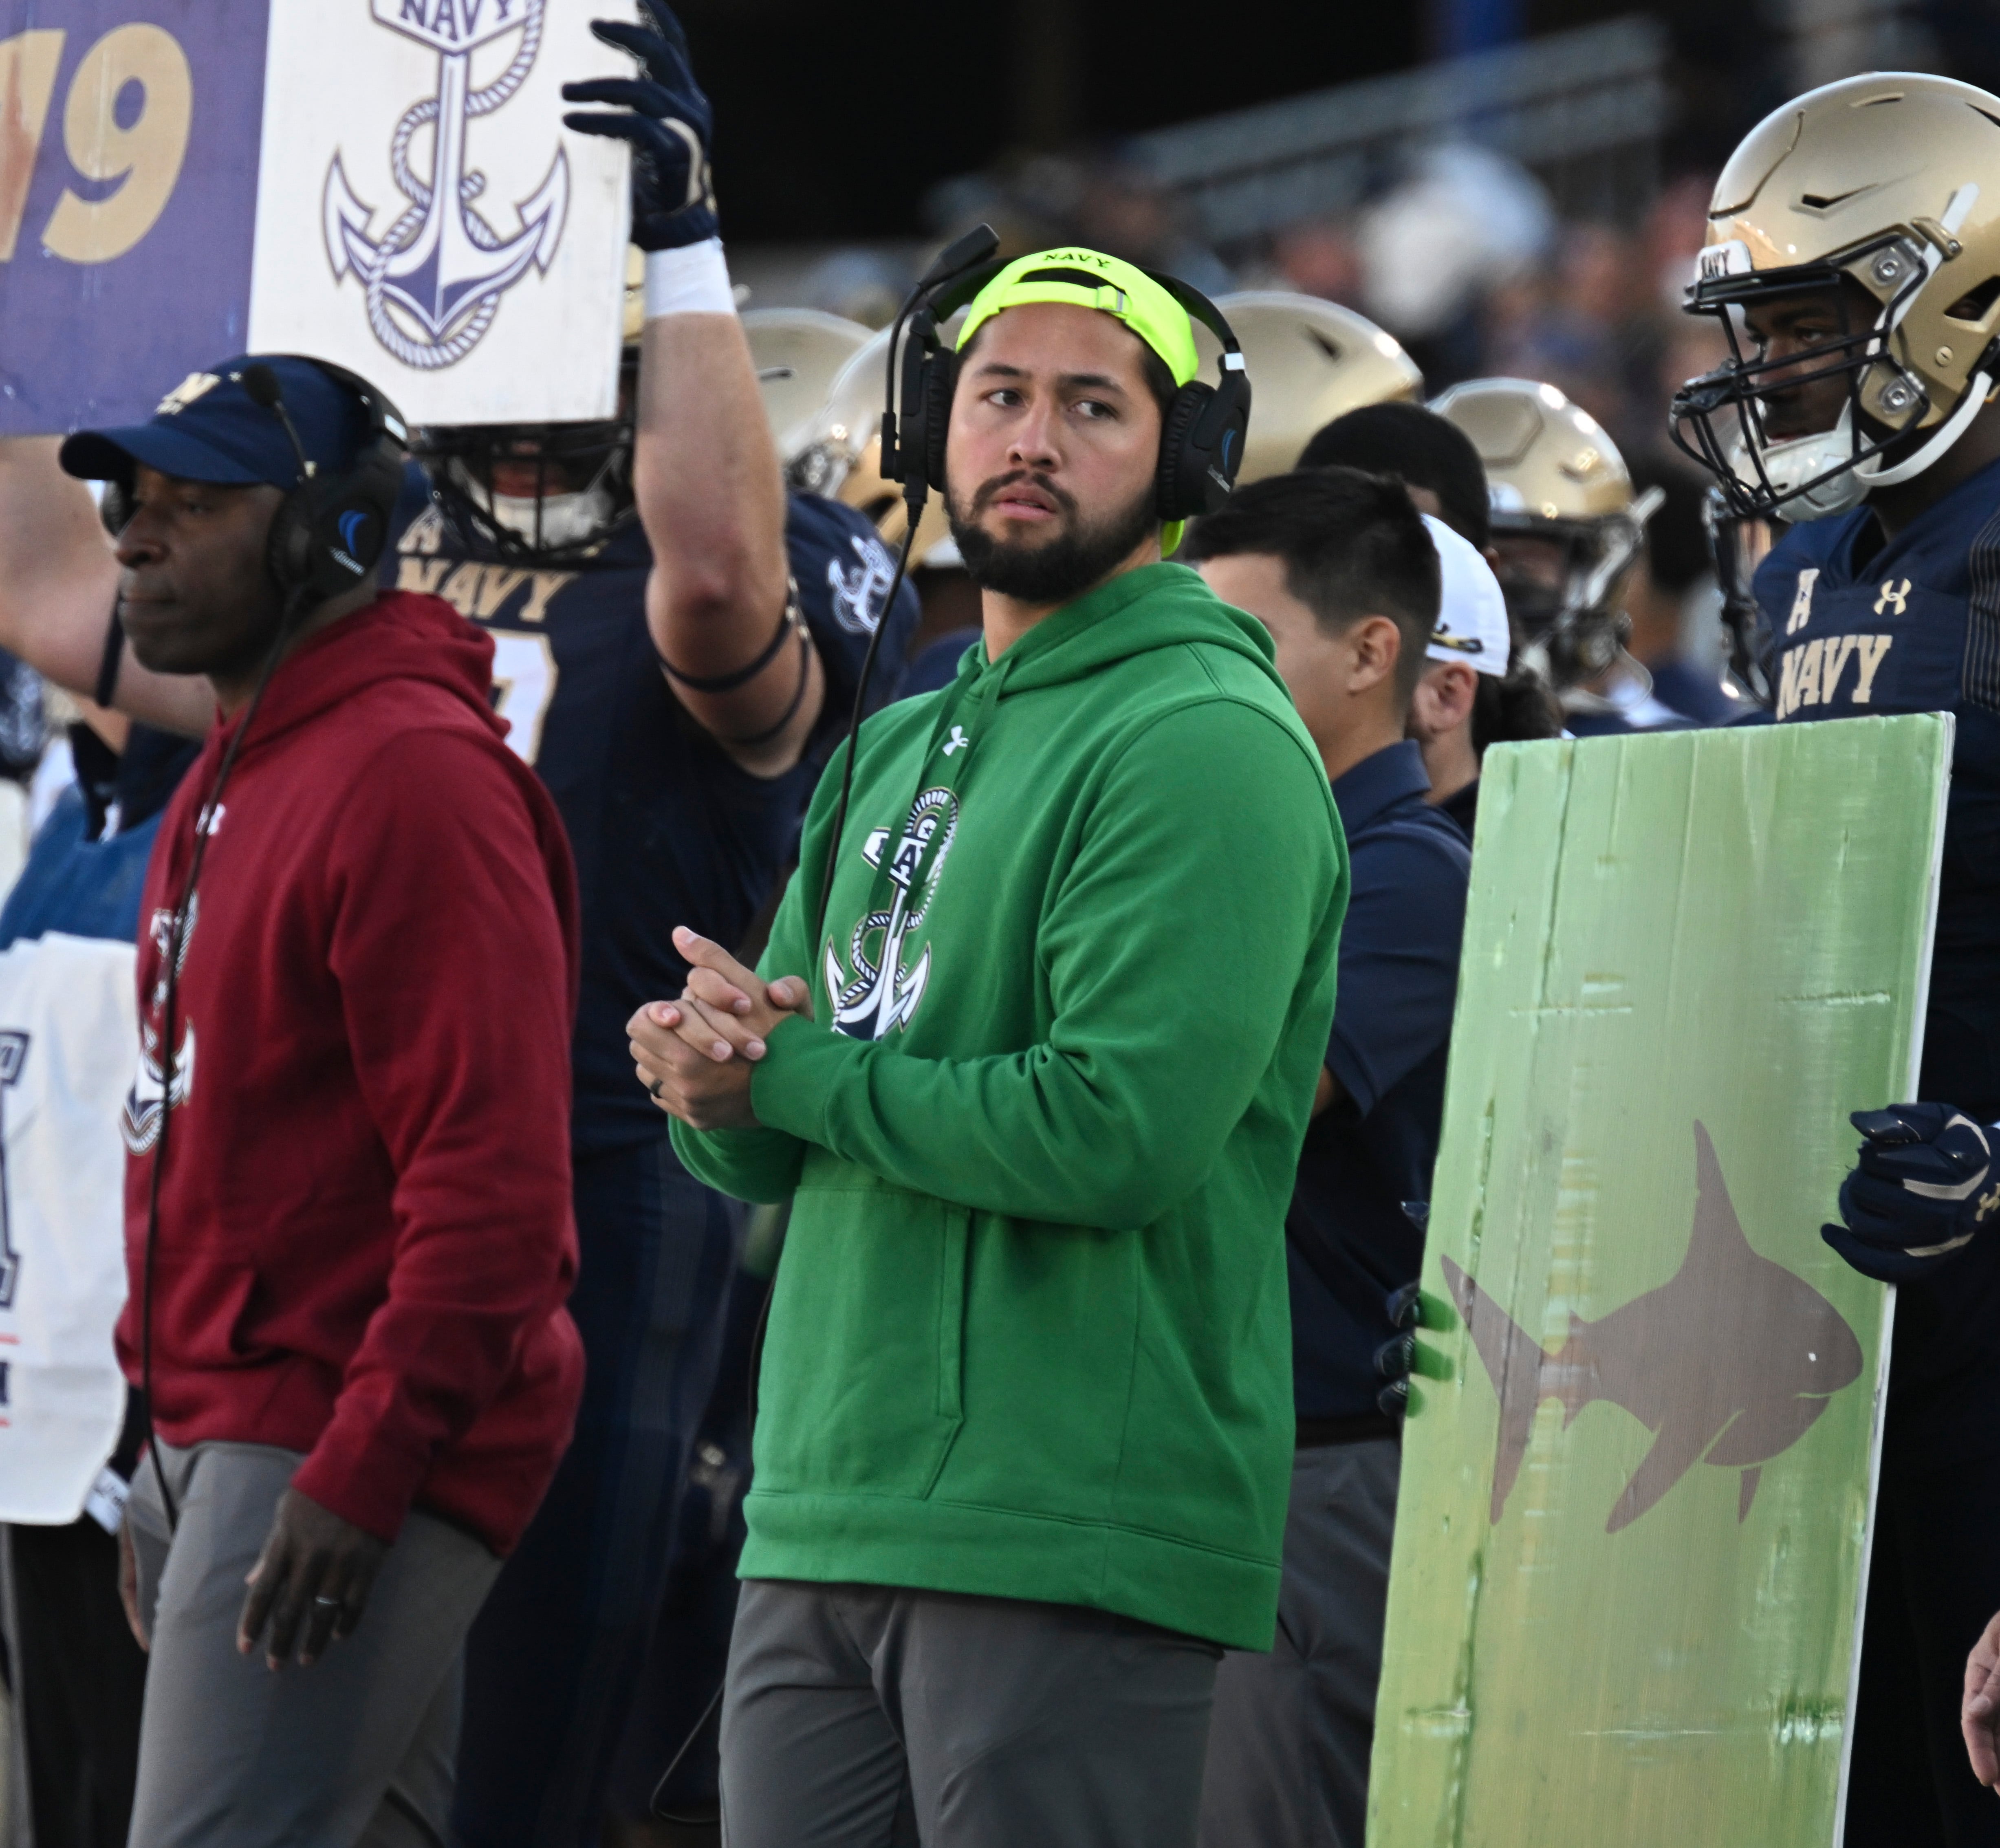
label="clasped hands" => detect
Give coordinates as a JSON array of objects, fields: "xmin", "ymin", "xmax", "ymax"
[{"xmin": 629, "ymin": 925, "xmax": 811, "ymax": 1128}]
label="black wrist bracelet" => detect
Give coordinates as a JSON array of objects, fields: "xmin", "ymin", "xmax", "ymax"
[
  {"xmin": 712, "ymin": 630, "xmax": 814, "ymax": 749},
  {"xmin": 659, "ymin": 579, "xmax": 803, "ymax": 693}
]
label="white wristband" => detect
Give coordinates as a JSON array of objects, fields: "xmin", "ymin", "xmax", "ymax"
[{"xmin": 643, "ymin": 238, "xmax": 735, "ymax": 319}]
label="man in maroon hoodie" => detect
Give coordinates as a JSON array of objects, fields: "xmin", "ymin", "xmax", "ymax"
[{"xmin": 52, "ymin": 356, "xmax": 584, "ymax": 1848}]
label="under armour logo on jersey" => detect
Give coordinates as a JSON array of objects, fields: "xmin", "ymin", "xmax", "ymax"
[
  {"xmin": 942, "ymin": 726, "xmax": 969, "ymax": 756},
  {"xmin": 1786, "ymin": 568, "xmax": 1819, "ymax": 636},
  {"xmin": 1874, "ymin": 578, "xmax": 1912, "ymax": 617}
]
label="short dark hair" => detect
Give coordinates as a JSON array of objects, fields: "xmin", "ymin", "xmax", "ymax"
[
  {"xmin": 955, "ymin": 313, "xmax": 1180, "ymax": 424},
  {"xmin": 1180, "ymin": 466, "xmax": 1441, "ymax": 706},
  {"xmin": 1297, "ymin": 403, "xmax": 1491, "ymax": 549}
]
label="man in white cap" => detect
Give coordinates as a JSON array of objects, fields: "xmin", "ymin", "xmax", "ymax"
[
  {"xmin": 1406, "ymin": 511, "xmax": 1552, "ymax": 837},
  {"xmin": 1181, "ymin": 468, "xmax": 1472, "ymax": 1848}
]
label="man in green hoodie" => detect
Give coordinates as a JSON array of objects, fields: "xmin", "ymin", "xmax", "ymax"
[{"xmin": 630, "ymin": 249, "xmax": 1347, "ymax": 1847}]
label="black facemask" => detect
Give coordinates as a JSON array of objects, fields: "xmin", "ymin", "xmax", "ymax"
[{"xmin": 947, "ymin": 469, "xmax": 1157, "ymax": 606}]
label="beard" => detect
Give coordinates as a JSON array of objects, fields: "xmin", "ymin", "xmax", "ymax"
[{"xmin": 947, "ymin": 469, "xmax": 1158, "ymax": 605}]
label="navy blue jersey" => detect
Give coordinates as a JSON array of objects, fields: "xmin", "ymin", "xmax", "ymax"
[
  {"xmin": 1286, "ymin": 742, "xmax": 1471, "ymax": 1427},
  {"xmin": 1755, "ymin": 455, "xmax": 2000, "ymax": 1460},
  {"xmin": 386, "ymin": 469, "xmax": 919, "ymax": 1153}
]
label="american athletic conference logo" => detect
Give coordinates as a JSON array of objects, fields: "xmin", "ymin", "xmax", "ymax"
[
  {"xmin": 323, "ymin": 0, "xmax": 569, "ymax": 370},
  {"xmin": 825, "ymin": 788, "xmax": 958, "ymax": 1040}
]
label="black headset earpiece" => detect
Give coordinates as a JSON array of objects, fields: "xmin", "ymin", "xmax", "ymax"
[
  {"xmin": 1148, "ymin": 275, "xmax": 1250, "ymax": 523},
  {"xmin": 240, "ymin": 358, "xmax": 409, "ymax": 612}
]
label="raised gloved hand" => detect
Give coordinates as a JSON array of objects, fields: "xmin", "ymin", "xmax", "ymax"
[
  {"xmin": 1822, "ymin": 1103, "xmax": 2000, "ymax": 1284},
  {"xmin": 562, "ymin": 1, "xmax": 718, "ymax": 251}
]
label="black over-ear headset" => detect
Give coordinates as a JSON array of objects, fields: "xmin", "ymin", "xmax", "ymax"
[{"xmin": 100, "ymin": 357, "xmax": 408, "ymax": 611}]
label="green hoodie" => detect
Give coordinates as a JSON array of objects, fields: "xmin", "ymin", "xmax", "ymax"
[{"xmin": 672, "ymin": 561, "xmax": 1347, "ymax": 1649}]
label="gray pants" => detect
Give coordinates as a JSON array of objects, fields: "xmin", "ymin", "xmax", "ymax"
[
  {"xmin": 1197, "ymin": 1436, "xmax": 1402, "ymax": 1848},
  {"xmin": 125, "ymin": 1440, "xmax": 500, "ymax": 1848},
  {"xmin": 720, "ymin": 1579, "xmax": 1223, "ymax": 1848}
]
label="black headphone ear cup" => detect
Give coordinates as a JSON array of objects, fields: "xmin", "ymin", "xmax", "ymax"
[
  {"xmin": 265, "ymin": 442, "xmax": 401, "ymax": 604},
  {"xmin": 1156, "ymin": 383, "xmax": 1214, "ymax": 522},
  {"xmin": 265, "ymin": 491, "xmax": 315, "ymax": 597}
]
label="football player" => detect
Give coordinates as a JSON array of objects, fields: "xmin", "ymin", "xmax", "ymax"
[
  {"xmin": 1671, "ymin": 73, "xmax": 2000, "ymax": 1843},
  {"xmin": 740, "ymin": 304, "xmax": 873, "ymax": 473},
  {"xmin": 1204, "ymin": 292, "xmax": 1424, "ymax": 486},
  {"xmin": 378, "ymin": 10, "xmax": 919, "ymax": 1845},
  {"xmin": 1434, "ymin": 377, "xmax": 1679, "ymax": 735}
]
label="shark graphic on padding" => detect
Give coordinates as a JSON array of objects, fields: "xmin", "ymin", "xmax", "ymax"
[{"xmin": 1442, "ymin": 1121, "xmax": 1863, "ymax": 1533}]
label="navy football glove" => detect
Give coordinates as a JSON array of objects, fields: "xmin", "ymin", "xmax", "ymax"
[
  {"xmin": 1374, "ymin": 1280, "xmax": 1423, "ymax": 1419},
  {"xmin": 562, "ymin": 1, "xmax": 718, "ymax": 251},
  {"xmin": 1822, "ymin": 1103, "xmax": 2000, "ymax": 1284}
]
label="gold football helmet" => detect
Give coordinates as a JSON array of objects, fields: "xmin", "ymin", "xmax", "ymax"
[
  {"xmin": 1672, "ymin": 73, "xmax": 2000, "ymax": 518},
  {"xmin": 1433, "ymin": 377, "xmax": 1662, "ymax": 684},
  {"xmin": 741, "ymin": 308, "xmax": 872, "ymax": 468},
  {"xmin": 791, "ymin": 324, "xmax": 956, "ymax": 566},
  {"xmin": 1191, "ymin": 293, "xmax": 1422, "ymax": 483}
]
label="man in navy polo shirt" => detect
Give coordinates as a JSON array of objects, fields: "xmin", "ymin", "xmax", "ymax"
[{"xmin": 1183, "ymin": 468, "xmax": 1471, "ymax": 1848}]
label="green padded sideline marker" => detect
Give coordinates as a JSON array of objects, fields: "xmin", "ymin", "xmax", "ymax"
[{"xmin": 1369, "ymin": 716, "xmax": 1951, "ymax": 1848}]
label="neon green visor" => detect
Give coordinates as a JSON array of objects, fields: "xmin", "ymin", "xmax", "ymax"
[
  {"xmin": 956, "ymin": 248, "xmax": 1200, "ymax": 557},
  {"xmin": 956, "ymin": 247, "xmax": 1200, "ymax": 386}
]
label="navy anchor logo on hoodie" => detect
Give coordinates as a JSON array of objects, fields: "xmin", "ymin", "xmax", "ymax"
[{"xmin": 825, "ymin": 787, "xmax": 958, "ymax": 1040}]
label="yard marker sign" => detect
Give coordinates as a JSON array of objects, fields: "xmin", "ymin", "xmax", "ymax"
[{"xmin": 1371, "ymin": 716, "xmax": 1950, "ymax": 1848}]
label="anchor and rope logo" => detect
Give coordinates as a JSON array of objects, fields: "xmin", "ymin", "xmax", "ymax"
[
  {"xmin": 824, "ymin": 788, "xmax": 958, "ymax": 1040},
  {"xmin": 324, "ymin": 0, "xmax": 569, "ymax": 370}
]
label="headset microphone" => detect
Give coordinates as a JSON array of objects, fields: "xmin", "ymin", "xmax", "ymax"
[{"xmin": 240, "ymin": 363, "xmax": 316, "ymax": 487}]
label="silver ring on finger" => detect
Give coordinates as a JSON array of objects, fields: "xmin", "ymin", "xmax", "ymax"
[{"xmin": 314, "ymin": 1595, "xmax": 341, "ymax": 1608}]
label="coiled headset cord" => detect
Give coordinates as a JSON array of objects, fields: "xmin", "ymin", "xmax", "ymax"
[
  {"xmin": 811, "ymin": 520, "xmax": 918, "ymax": 952},
  {"xmin": 139, "ymin": 594, "xmax": 306, "ymax": 1533}
]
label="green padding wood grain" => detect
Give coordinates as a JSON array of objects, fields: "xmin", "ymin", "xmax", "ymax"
[{"xmin": 1369, "ymin": 715, "xmax": 1950, "ymax": 1848}]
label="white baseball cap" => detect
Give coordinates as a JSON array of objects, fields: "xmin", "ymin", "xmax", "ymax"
[{"xmin": 1421, "ymin": 513, "xmax": 1511, "ymax": 678}]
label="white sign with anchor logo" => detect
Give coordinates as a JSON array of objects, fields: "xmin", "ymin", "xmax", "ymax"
[{"xmin": 247, "ymin": 0, "xmax": 634, "ymax": 423}]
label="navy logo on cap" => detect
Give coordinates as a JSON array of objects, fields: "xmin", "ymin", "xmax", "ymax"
[{"xmin": 156, "ymin": 373, "xmax": 221, "ymax": 416}]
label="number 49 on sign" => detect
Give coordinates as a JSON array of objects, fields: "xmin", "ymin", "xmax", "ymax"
[{"xmin": 0, "ymin": 25, "xmax": 191, "ymax": 266}]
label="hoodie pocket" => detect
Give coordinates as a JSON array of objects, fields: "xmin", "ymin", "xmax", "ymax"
[{"xmin": 754, "ymin": 1170, "xmax": 969, "ymax": 1500}]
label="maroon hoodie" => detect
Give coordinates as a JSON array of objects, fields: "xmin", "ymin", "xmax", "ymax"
[{"xmin": 118, "ymin": 591, "xmax": 584, "ymax": 1554}]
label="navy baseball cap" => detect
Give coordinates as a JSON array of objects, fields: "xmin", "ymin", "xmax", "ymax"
[{"xmin": 59, "ymin": 355, "xmax": 384, "ymax": 490}]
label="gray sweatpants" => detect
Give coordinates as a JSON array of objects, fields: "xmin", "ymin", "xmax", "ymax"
[
  {"xmin": 1196, "ymin": 1436, "xmax": 1402, "ymax": 1848},
  {"xmin": 720, "ymin": 1579, "xmax": 1224, "ymax": 1848},
  {"xmin": 124, "ymin": 1440, "xmax": 500, "ymax": 1848}
]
